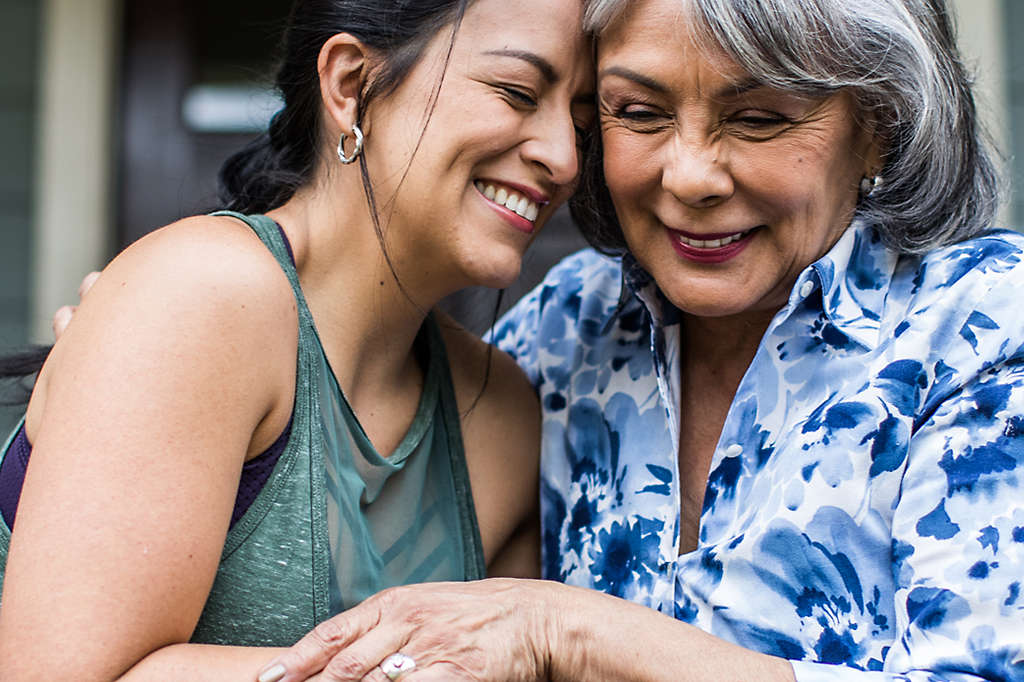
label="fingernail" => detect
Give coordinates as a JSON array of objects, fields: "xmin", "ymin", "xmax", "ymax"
[{"xmin": 257, "ymin": 663, "xmax": 286, "ymax": 682}]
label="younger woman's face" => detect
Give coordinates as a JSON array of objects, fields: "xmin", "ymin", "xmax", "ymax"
[{"xmin": 363, "ymin": 0, "xmax": 595, "ymax": 293}]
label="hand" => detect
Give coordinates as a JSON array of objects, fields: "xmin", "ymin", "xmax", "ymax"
[
  {"xmin": 256, "ymin": 579, "xmax": 555, "ymax": 682},
  {"xmin": 53, "ymin": 271, "xmax": 101, "ymax": 340}
]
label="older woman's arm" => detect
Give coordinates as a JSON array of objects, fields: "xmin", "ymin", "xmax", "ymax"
[{"xmin": 254, "ymin": 576, "xmax": 795, "ymax": 682}]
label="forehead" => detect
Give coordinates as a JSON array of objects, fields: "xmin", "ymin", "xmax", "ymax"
[
  {"xmin": 596, "ymin": 0, "xmax": 743, "ymax": 82},
  {"xmin": 459, "ymin": 0, "xmax": 590, "ymax": 58}
]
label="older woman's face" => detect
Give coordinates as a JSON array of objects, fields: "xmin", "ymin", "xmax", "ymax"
[{"xmin": 597, "ymin": 0, "xmax": 879, "ymax": 320}]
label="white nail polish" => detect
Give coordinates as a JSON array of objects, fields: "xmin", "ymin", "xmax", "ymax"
[{"xmin": 258, "ymin": 663, "xmax": 286, "ymax": 682}]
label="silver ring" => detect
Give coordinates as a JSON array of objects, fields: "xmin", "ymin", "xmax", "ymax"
[{"xmin": 380, "ymin": 652, "xmax": 416, "ymax": 680}]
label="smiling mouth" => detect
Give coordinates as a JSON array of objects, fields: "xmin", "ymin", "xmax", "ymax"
[
  {"xmin": 474, "ymin": 180, "xmax": 541, "ymax": 222},
  {"xmin": 672, "ymin": 227, "xmax": 756, "ymax": 249}
]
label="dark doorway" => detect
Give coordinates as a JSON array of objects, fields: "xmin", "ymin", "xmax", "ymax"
[{"xmin": 117, "ymin": 0, "xmax": 288, "ymax": 247}]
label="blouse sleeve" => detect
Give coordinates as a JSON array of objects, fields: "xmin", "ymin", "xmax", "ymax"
[{"xmin": 792, "ymin": 357, "xmax": 1024, "ymax": 681}]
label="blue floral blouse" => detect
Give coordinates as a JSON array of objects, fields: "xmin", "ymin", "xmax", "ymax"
[{"xmin": 491, "ymin": 220, "xmax": 1024, "ymax": 681}]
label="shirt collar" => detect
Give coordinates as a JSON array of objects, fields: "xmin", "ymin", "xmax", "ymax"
[
  {"xmin": 805, "ymin": 219, "xmax": 899, "ymax": 349},
  {"xmin": 619, "ymin": 252, "xmax": 682, "ymax": 331},
  {"xmin": 618, "ymin": 219, "xmax": 899, "ymax": 349}
]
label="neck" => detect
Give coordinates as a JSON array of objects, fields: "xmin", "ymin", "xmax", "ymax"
[
  {"xmin": 265, "ymin": 177, "xmax": 454, "ymax": 403},
  {"xmin": 681, "ymin": 310, "xmax": 776, "ymax": 391}
]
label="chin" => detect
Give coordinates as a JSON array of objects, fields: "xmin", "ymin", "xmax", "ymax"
[
  {"xmin": 660, "ymin": 286, "xmax": 760, "ymax": 319},
  {"xmin": 460, "ymin": 250, "xmax": 525, "ymax": 290}
]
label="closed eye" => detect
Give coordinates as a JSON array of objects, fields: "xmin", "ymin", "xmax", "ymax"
[
  {"xmin": 499, "ymin": 85, "xmax": 538, "ymax": 108},
  {"xmin": 734, "ymin": 112, "xmax": 789, "ymax": 127},
  {"xmin": 604, "ymin": 102, "xmax": 671, "ymax": 133},
  {"xmin": 728, "ymin": 110, "xmax": 794, "ymax": 140}
]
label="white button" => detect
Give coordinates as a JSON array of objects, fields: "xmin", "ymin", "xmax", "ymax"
[
  {"xmin": 799, "ymin": 281, "xmax": 814, "ymax": 298},
  {"xmin": 725, "ymin": 444, "xmax": 743, "ymax": 457}
]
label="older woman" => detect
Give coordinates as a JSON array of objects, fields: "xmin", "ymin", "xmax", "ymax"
[{"xmin": 261, "ymin": 0, "xmax": 1024, "ymax": 680}]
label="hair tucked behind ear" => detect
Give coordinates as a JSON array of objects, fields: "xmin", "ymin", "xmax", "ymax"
[{"xmin": 219, "ymin": 0, "xmax": 473, "ymax": 215}]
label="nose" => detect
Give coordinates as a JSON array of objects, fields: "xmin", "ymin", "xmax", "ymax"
[
  {"xmin": 661, "ymin": 130, "xmax": 733, "ymax": 207},
  {"xmin": 519, "ymin": 107, "xmax": 580, "ymax": 188}
]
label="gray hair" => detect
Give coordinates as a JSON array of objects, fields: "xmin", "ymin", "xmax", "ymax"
[{"xmin": 572, "ymin": 0, "xmax": 1002, "ymax": 255}]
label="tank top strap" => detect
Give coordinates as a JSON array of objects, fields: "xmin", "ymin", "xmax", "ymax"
[
  {"xmin": 423, "ymin": 315, "xmax": 487, "ymax": 580},
  {"xmin": 212, "ymin": 210, "xmax": 318, "ymax": 336},
  {"xmin": 207, "ymin": 210, "xmax": 332, "ymax": 627}
]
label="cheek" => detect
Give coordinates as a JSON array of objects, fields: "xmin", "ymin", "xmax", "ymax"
[
  {"xmin": 602, "ymin": 132, "xmax": 659, "ymax": 211},
  {"xmin": 741, "ymin": 147, "xmax": 851, "ymax": 218}
]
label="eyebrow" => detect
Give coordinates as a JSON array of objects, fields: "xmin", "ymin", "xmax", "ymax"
[
  {"xmin": 598, "ymin": 67, "xmax": 767, "ymax": 100},
  {"xmin": 483, "ymin": 49, "xmax": 558, "ymax": 84},
  {"xmin": 722, "ymin": 78, "xmax": 766, "ymax": 99},
  {"xmin": 598, "ymin": 66, "xmax": 668, "ymax": 94}
]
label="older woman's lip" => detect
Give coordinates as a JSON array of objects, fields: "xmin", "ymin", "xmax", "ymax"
[
  {"xmin": 667, "ymin": 226, "xmax": 758, "ymax": 263},
  {"xmin": 671, "ymin": 227, "xmax": 753, "ymax": 241}
]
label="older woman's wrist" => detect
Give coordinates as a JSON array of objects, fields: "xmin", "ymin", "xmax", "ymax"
[{"xmin": 529, "ymin": 581, "xmax": 597, "ymax": 681}]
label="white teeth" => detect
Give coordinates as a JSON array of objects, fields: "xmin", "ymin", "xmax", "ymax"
[
  {"xmin": 474, "ymin": 180, "xmax": 542, "ymax": 223},
  {"xmin": 676, "ymin": 230, "xmax": 749, "ymax": 248}
]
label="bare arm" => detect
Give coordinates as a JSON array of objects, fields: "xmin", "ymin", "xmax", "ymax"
[
  {"xmin": 0, "ymin": 217, "xmax": 298, "ymax": 681},
  {"xmin": 544, "ymin": 582, "xmax": 795, "ymax": 682},
  {"xmin": 251, "ymin": 577, "xmax": 794, "ymax": 682}
]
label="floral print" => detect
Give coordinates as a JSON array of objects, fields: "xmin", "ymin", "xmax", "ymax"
[{"xmin": 491, "ymin": 220, "xmax": 1024, "ymax": 680}]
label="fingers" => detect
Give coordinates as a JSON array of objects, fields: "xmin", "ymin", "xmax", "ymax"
[
  {"xmin": 257, "ymin": 597, "xmax": 391, "ymax": 682},
  {"xmin": 360, "ymin": 659, "xmax": 453, "ymax": 682},
  {"xmin": 360, "ymin": 668, "xmax": 391, "ymax": 682},
  {"xmin": 52, "ymin": 271, "xmax": 101, "ymax": 341},
  {"xmin": 78, "ymin": 270, "xmax": 101, "ymax": 299},
  {"xmin": 316, "ymin": 623, "xmax": 410, "ymax": 681},
  {"xmin": 364, "ymin": 662, "xmax": 464, "ymax": 682},
  {"xmin": 52, "ymin": 305, "xmax": 76, "ymax": 341},
  {"xmin": 258, "ymin": 618, "xmax": 360, "ymax": 682}
]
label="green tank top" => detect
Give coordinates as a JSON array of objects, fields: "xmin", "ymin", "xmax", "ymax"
[{"xmin": 0, "ymin": 212, "xmax": 486, "ymax": 646}]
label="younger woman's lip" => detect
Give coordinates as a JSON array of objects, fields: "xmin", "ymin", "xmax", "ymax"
[
  {"xmin": 476, "ymin": 183, "xmax": 536, "ymax": 234},
  {"xmin": 477, "ymin": 178, "xmax": 550, "ymax": 205}
]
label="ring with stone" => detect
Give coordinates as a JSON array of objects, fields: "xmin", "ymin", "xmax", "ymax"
[{"xmin": 380, "ymin": 652, "xmax": 416, "ymax": 680}]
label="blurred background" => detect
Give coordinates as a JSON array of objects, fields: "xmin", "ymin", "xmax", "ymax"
[{"xmin": 0, "ymin": 0, "xmax": 1018, "ymax": 433}]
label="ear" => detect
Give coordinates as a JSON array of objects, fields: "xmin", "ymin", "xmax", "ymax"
[
  {"xmin": 318, "ymin": 33, "xmax": 371, "ymax": 141},
  {"xmin": 863, "ymin": 137, "xmax": 884, "ymax": 179},
  {"xmin": 856, "ymin": 112, "xmax": 885, "ymax": 178}
]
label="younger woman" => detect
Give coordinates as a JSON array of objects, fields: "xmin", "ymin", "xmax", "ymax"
[{"xmin": 0, "ymin": 0, "xmax": 594, "ymax": 679}]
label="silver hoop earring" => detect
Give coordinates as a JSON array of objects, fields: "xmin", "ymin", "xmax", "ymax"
[
  {"xmin": 337, "ymin": 124, "xmax": 364, "ymax": 164},
  {"xmin": 859, "ymin": 174, "xmax": 881, "ymax": 198}
]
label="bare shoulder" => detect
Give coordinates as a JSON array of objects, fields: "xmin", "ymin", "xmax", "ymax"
[
  {"xmin": 113, "ymin": 214, "xmax": 295, "ymax": 307},
  {"xmin": 435, "ymin": 311, "xmax": 540, "ymax": 563},
  {"xmin": 435, "ymin": 311, "xmax": 539, "ymax": 431},
  {"xmin": 29, "ymin": 214, "xmax": 298, "ymax": 446}
]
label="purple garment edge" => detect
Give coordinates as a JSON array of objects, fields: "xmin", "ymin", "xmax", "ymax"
[
  {"xmin": 0, "ymin": 417, "xmax": 293, "ymax": 531},
  {"xmin": 0, "ymin": 221, "xmax": 299, "ymax": 530}
]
